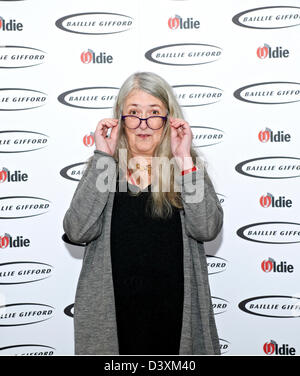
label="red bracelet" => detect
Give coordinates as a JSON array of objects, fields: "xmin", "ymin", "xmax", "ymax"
[{"xmin": 181, "ymin": 165, "xmax": 197, "ymax": 176}]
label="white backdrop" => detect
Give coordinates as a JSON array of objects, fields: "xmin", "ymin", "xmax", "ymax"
[{"xmin": 1, "ymin": 0, "xmax": 300, "ymax": 356}]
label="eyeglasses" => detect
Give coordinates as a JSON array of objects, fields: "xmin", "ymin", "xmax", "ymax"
[{"xmin": 122, "ymin": 115, "xmax": 168, "ymax": 130}]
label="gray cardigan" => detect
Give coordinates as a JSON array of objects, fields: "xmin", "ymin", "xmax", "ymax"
[{"xmin": 63, "ymin": 149, "xmax": 223, "ymax": 355}]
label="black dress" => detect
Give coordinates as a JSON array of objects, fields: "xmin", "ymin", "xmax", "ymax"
[{"xmin": 110, "ymin": 177, "xmax": 184, "ymax": 355}]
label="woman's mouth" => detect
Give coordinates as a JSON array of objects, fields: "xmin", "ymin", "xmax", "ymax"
[{"xmin": 137, "ymin": 134, "xmax": 151, "ymax": 138}]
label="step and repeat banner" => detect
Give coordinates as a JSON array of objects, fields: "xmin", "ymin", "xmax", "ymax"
[{"xmin": 1, "ymin": 0, "xmax": 300, "ymax": 356}]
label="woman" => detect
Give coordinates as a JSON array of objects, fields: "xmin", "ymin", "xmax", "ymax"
[{"xmin": 63, "ymin": 71, "xmax": 223, "ymax": 355}]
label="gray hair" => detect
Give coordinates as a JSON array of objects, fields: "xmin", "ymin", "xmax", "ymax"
[{"xmin": 113, "ymin": 71, "xmax": 183, "ymax": 120}]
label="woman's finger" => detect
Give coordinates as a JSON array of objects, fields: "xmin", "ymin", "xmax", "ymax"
[
  {"xmin": 109, "ymin": 120, "xmax": 119, "ymax": 140},
  {"xmin": 96, "ymin": 119, "xmax": 118, "ymax": 138}
]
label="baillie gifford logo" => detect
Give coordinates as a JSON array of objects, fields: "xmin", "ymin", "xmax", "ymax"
[
  {"xmin": 233, "ymin": 82, "xmax": 300, "ymax": 105},
  {"xmin": 0, "ymin": 17, "xmax": 23, "ymax": 31},
  {"xmin": 257, "ymin": 44, "xmax": 289, "ymax": 59},
  {"xmin": 80, "ymin": 49, "xmax": 113, "ymax": 64},
  {"xmin": 0, "ymin": 46, "xmax": 46, "ymax": 69},
  {"xmin": 55, "ymin": 12, "xmax": 133, "ymax": 35},
  {"xmin": 0, "ymin": 344, "xmax": 55, "ymax": 356},
  {"xmin": 145, "ymin": 43, "xmax": 222, "ymax": 66},
  {"xmin": 238, "ymin": 295, "xmax": 300, "ymax": 318},
  {"xmin": 235, "ymin": 156, "xmax": 300, "ymax": 179},
  {"xmin": 263, "ymin": 340, "xmax": 296, "ymax": 356},
  {"xmin": 57, "ymin": 87, "xmax": 118, "ymax": 110},
  {"xmin": 237, "ymin": 221, "xmax": 300, "ymax": 244},
  {"xmin": 168, "ymin": 15, "xmax": 200, "ymax": 29},
  {"xmin": 60, "ymin": 162, "xmax": 86, "ymax": 182},
  {"xmin": 258, "ymin": 128, "xmax": 291, "ymax": 143},
  {"xmin": 232, "ymin": 6, "xmax": 300, "ymax": 30}
]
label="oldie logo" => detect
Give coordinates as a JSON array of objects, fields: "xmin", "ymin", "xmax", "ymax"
[
  {"xmin": 263, "ymin": 340, "xmax": 296, "ymax": 356},
  {"xmin": 0, "ymin": 89, "xmax": 47, "ymax": 110},
  {"xmin": 168, "ymin": 15, "xmax": 200, "ymax": 29},
  {"xmin": 60, "ymin": 162, "xmax": 86, "ymax": 182},
  {"xmin": 234, "ymin": 82, "xmax": 300, "ymax": 105},
  {"xmin": 0, "ymin": 344, "xmax": 55, "ymax": 356},
  {"xmin": 0, "ymin": 262, "xmax": 54, "ymax": 285},
  {"xmin": 237, "ymin": 222, "xmax": 300, "ymax": 244},
  {"xmin": 232, "ymin": 6, "xmax": 300, "ymax": 29},
  {"xmin": 0, "ymin": 196, "xmax": 51, "ymax": 219},
  {"xmin": 239, "ymin": 295, "xmax": 300, "ymax": 318},
  {"xmin": 0, "ymin": 130, "xmax": 49, "ymax": 153},
  {"xmin": 0, "ymin": 167, "xmax": 28, "ymax": 183},
  {"xmin": 0, "ymin": 303, "xmax": 55, "ymax": 326},
  {"xmin": 257, "ymin": 44, "xmax": 289, "ymax": 59},
  {"xmin": 173, "ymin": 85, "xmax": 223, "ymax": 106},
  {"xmin": 83, "ymin": 133, "xmax": 95, "ymax": 148},
  {"xmin": 259, "ymin": 193, "xmax": 292, "ymax": 208},
  {"xmin": 235, "ymin": 157, "xmax": 300, "ymax": 179},
  {"xmin": 0, "ymin": 233, "xmax": 30, "ymax": 250},
  {"xmin": 80, "ymin": 49, "xmax": 113, "ymax": 64},
  {"xmin": 0, "ymin": 16, "xmax": 23, "ymax": 31},
  {"xmin": 261, "ymin": 258, "xmax": 294, "ymax": 274},
  {"xmin": 145, "ymin": 43, "xmax": 222, "ymax": 66},
  {"xmin": 57, "ymin": 87, "xmax": 118, "ymax": 109},
  {"xmin": 55, "ymin": 12, "xmax": 133, "ymax": 35},
  {"xmin": 0, "ymin": 46, "xmax": 46, "ymax": 68},
  {"xmin": 258, "ymin": 128, "xmax": 291, "ymax": 143}
]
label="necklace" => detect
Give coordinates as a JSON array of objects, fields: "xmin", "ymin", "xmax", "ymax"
[
  {"xmin": 136, "ymin": 163, "xmax": 152, "ymax": 174},
  {"xmin": 127, "ymin": 164, "xmax": 152, "ymax": 187},
  {"xmin": 128, "ymin": 163, "xmax": 152, "ymax": 175}
]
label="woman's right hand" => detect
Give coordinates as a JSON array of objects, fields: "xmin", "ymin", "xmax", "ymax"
[{"xmin": 94, "ymin": 118, "xmax": 119, "ymax": 156}]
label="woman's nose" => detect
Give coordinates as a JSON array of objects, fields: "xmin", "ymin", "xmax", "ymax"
[{"xmin": 139, "ymin": 119, "xmax": 148, "ymax": 129}]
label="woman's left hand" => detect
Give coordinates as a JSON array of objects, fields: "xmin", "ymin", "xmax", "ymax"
[{"xmin": 170, "ymin": 117, "xmax": 193, "ymax": 169}]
